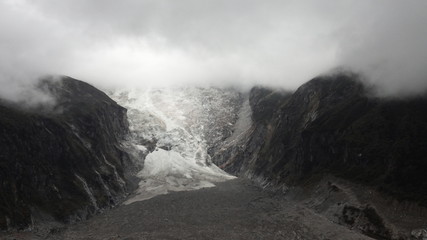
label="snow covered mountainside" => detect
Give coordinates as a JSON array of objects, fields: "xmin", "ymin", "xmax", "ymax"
[{"xmin": 108, "ymin": 87, "xmax": 242, "ymax": 203}]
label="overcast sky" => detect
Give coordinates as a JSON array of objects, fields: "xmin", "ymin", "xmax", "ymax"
[{"xmin": 1, "ymin": 0, "xmax": 427, "ymax": 103}]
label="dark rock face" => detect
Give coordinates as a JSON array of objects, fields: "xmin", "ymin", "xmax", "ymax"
[
  {"xmin": 212, "ymin": 73, "xmax": 427, "ymax": 238},
  {"xmin": 340, "ymin": 205, "xmax": 391, "ymax": 239},
  {"xmin": 0, "ymin": 77, "xmax": 133, "ymax": 230}
]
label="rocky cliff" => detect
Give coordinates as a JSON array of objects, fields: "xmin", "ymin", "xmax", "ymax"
[
  {"xmin": 0, "ymin": 77, "xmax": 134, "ymax": 231},
  {"xmin": 213, "ymin": 73, "xmax": 427, "ymax": 239}
]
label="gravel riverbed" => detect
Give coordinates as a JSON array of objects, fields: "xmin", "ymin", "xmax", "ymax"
[{"xmin": 1, "ymin": 179, "xmax": 373, "ymax": 240}]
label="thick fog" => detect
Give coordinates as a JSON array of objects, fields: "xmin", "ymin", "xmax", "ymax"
[{"xmin": 1, "ymin": 0, "xmax": 427, "ymax": 103}]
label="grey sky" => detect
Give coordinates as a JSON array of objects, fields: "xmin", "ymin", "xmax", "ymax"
[{"xmin": 1, "ymin": 0, "xmax": 427, "ymax": 103}]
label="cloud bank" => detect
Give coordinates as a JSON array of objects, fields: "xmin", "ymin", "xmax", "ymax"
[{"xmin": 1, "ymin": 0, "xmax": 427, "ymax": 102}]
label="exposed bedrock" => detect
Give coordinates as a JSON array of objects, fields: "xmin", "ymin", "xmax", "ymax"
[
  {"xmin": 0, "ymin": 77, "xmax": 136, "ymax": 231},
  {"xmin": 212, "ymin": 73, "xmax": 427, "ymax": 239}
]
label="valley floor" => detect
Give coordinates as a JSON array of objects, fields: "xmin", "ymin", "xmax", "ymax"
[{"xmin": 3, "ymin": 179, "xmax": 371, "ymax": 240}]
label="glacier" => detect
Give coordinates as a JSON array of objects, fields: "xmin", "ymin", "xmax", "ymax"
[{"xmin": 108, "ymin": 87, "xmax": 241, "ymax": 204}]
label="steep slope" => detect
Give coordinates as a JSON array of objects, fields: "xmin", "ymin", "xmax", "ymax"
[
  {"xmin": 213, "ymin": 73, "xmax": 427, "ymax": 239},
  {"xmin": 0, "ymin": 77, "xmax": 134, "ymax": 231},
  {"xmin": 108, "ymin": 87, "xmax": 241, "ymax": 203}
]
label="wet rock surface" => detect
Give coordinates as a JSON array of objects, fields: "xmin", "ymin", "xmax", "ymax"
[
  {"xmin": 0, "ymin": 77, "xmax": 135, "ymax": 231},
  {"xmin": 216, "ymin": 73, "xmax": 427, "ymax": 200},
  {"xmin": 212, "ymin": 73, "xmax": 427, "ymax": 239}
]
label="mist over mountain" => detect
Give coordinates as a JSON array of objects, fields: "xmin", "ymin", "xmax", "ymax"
[
  {"xmin": 1, "ymin": 0, "xmax": 427, "ymax": 102},
  {"xmin": 2, "ymin": 74, "xmax": 427, "ymax": 239},
  {"xmin": 2, "ymin": 1, "xmax": 427, "ymax": 239}
]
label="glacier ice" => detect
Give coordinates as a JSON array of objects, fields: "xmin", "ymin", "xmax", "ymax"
[{"xmin": 109, "ymin": 87, "xmax": 240, "ymax": 204}]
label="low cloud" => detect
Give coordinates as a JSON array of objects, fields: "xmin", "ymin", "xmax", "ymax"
[{"xmin": 0, "ymin": 0, "xmax": 426, "ymax": 101}]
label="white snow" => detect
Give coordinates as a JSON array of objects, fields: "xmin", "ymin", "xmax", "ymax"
[
  {"xmin": 109, "ymin": 87, "xmax": 239, "ymax": 204},
  {"xmin": 124, "ymin": 148, "xmax": 226, "ymax": 204}
]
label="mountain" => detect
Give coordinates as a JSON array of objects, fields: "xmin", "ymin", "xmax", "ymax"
[
  {"xmin": 0, "ymin": 77, "xmax": 135, "ymax": 231},
  {"xmin": 213, "ymin": 73, "xmax": 427, "ymax": 239},
  {"xmin": 2, "ymin": 74, "xmax": 427, "ymax": 239}
]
